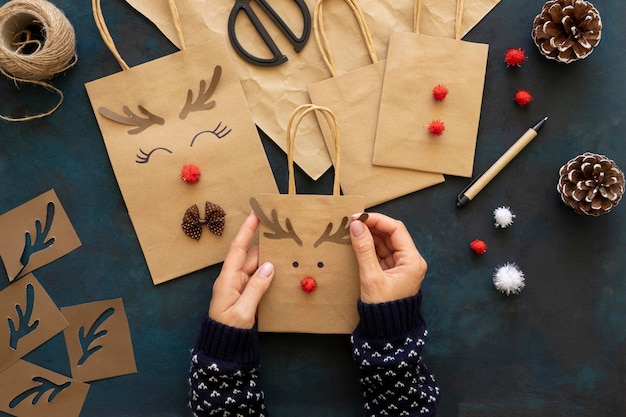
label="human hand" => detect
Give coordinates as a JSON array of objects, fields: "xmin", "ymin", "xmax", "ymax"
[
  {"xmin": 349, "ymin": 213, "xmax": 427, "ymax": 304},
  {"xmin": 208, "ymin": 211, "xmax": 275, "ymax": 329}
]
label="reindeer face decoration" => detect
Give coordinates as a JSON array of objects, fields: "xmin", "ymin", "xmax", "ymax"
[
  {"xmin": 85, "ymin": 40, "xmax": 277, "ymax": 285},
  {"xmin": 250, "ymin": 193, "xmax": 364, "ymax": 334}
]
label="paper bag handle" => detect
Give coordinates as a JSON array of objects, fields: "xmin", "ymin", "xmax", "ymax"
[
  {"xmin": 313, "ymin": 0, "xmax": 378, "ymax": 77},
  {"xmin": 92, "ymin": 0, "xmax": 187, "ymax": 71},
  {"xmin": 286, "ymin": 105, "xmax": 341, "ymax": 196},
  {"xmin": 414, "ymin": 0, "xmax": 464, "ymax": 40}
]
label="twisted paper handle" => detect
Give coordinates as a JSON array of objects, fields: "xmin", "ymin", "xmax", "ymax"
[
  {"xmin": 286, "ymin": 104, "xmax": 341, "ymax": 196},
  {"xmin": 414, "ymin": 0, "xmax": 464, "ymax": 40},
  {"xmin": 313, "ymin": 0, "xmax": 378, "ymax": 77}
]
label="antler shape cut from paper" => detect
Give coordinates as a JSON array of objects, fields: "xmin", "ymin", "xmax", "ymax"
[
  {"xmin": 8, "ymin": 376, "xmax": 71, "ymax": 408},
  {"xmin": 98, "ymin": 105, "xmax": 165, "ymax": 135},
  {"xmin": 250, "ymin": 197, "xmax": 303, "ymax": 246},
  {"xmin": 77, "ymin": 307, "xmax": 115, "ymax": 366},
  {"xmin": 182, "ymin": 202, "xmax": 226, "ymax": 240},
  {"xmin": 313, "ymin": 216, "xmax": 351, "ymax": 248},
  {"xmin": 8, "ymin": 283, "xmax": 40, "ymax": 351},
  {"xmin": 179, "ymin": 65, "xmax": 222, "ymax": 120},
  {"xmin": 16, "ymin": 201, "xmax": 55, "ymax": 279}
]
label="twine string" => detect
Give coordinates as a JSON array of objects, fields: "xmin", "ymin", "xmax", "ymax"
[{"xmin": 0, "ymin": 0, "xmax": 78, "ymax": 121}]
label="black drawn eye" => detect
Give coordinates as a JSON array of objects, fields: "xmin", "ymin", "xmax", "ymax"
[
  {"xmin": 98, "ymin": 105, "xmax": 165, "ymax": 135},
  {"xmin": 189, "ymin": 121, "xmax": 232, "ymax": 147},
  {"xmin": 317, "ymin": 262, "xmax": 324, "ymax": 269},
  {"xmin": 136, "ymin": 147, "xmax": 173, "ymax": 164},
  {"xmin": 292, "ymin": 261, "xmax": 299, "ymax": 268}
]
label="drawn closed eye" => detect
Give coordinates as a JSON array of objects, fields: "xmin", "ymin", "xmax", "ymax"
[
  {"xmin": 98, "ymin": 105, "xmax": 165, "ymax": 135},
  {"xmin": 189, "ymin": 121, "xmax": 232, "ymax": 147},
  {"xmin": 136, "ymin": 147, "xmax": 173, "ymax": 164}
]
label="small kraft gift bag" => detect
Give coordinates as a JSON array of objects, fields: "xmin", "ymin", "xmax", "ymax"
[
  {"xmin": 251, "ymin": 105, "xmax": 364, "ymax": 334},
  {"xmin": 307, "ymin": 0, "xmax": 444, "ymax": 208},
  {"xmin": 85, "ymin": 0, "xmax": 277, "ymax": 285},
  {"xmin": 372, "ymin": 0, "xmax": 489, "ymax": 177}
]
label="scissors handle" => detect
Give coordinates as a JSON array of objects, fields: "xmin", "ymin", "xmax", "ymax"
[{"xmin": 228, "ymin": 0, "xmax": 311, "ymax": 66}]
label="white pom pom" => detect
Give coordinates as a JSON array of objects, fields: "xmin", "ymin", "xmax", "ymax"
[
  {"xmin": 493, "ymin": 206, "xmax": 515, "ymax": 228},
  {"xmin": 493, "ymin": 262, "xmax": 525, "ymax": 295}
]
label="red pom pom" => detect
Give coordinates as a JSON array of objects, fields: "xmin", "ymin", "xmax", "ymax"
[
  {"xmin": 469, "ymin": 239, "xmax": 487, "ymax": 254},
  {"xmin": 432, "ymin": 84, "xmax": 448, "ymax": 101},
  {"xmin": 181, "ymin": 164, "xmax": 201, "ymax": 184},
  {"xmin": 514, "ymin": 90, "xmax": 533, "ymax": 107},
  {"xmin": 300, "ymin": 277, "xmax": 317, "ymax": 294},
  {"xmin": 428, "ymin": 120, "xmax": 445, "ymax": 136},
  {"xmin": 504, "ymin": 48, "xmax": 527, "ymax": 67}
]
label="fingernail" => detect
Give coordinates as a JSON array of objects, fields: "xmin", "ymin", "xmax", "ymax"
[
  {"xmin": 350, "ymin": 219, "xmax": 365, "ymax": 237},
  {"xmin": 258, "ymin": 262, "xmax": 274, "ymax": 278}
]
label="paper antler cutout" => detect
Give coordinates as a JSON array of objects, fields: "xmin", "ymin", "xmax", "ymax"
[
  {"xmin": 8, "ymin": 283, "xmax": 40, "ymax": 351},
  {"xmin": 98, "ymin": 105, "xmax": 165, "ymax": 135},
  {"xmin": 9, "ymin": 377, "xmax": 71, "ymax": 408},
  {"xmin": 179, "ymin": 65, "xmax": 222, "ymax": 119},
  {"xmin": 77, "ymin": 307, "xmax": 115, "ymax": 366},
  {"xmin": 250, "ymin": 197, "xmax": 302, "ymax": 246},
  {"xmin": 17, "ymin": 202, "xmax": 55, "ymax": 279},
  {"xmin": 313, "ymin": 216, "xmax": 351, "ymax": 248},
  {"xmin": 182, "ymin": 201, "xmax": 226, "ymax": 240}
]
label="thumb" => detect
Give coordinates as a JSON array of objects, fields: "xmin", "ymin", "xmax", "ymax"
[
  {"xmin": 237, "ymin": 262, "xmax": 275, "ymax": 313},
  {"xmin": 350, "ymin": 220, "xmax": 382, "ymax": 281}
]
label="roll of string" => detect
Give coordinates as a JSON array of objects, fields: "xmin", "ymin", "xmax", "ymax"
[{"xmin": 0, "ymin": 0, "xmax": 77, "ymax": 122}]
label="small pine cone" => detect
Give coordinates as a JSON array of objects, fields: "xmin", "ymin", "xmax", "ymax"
[
  {"xmin": 531, "ymin": 0, "xmax": 602, "ymax": 63},
  {"xmin": 557, "ymin": 152, "xmax": 625, "ymax": 216}
]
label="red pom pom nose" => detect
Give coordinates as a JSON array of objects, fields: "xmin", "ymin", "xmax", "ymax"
[
  {"xmin": 300, "ymin": 276, "xmax": 317, "ymax": 294},
  {"xmin": 428, "ymin": 120, "xmax": 445, "ymax": 136},
  {"xmin": 181, "ymin": 164, "xmax": 201, "ymax": 184},
  {"xmin": 504, "ymin": 47, "xmax": 527, "ymax": 67},
  {"xmin": 514, "ymin": 90, "xmax": 533, "ymax": 107},
  {"xmin": 469, "ymin": 239, "xmax": 487, "ymax": 254},
  {"xmin": 432, "ymin": 84, "xmax": 448, "ymax": 101}
]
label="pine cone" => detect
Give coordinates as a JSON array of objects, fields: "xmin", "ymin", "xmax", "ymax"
[
  {"xmin": 557, "ymin": 153, "xmax": 625, "ymax": 216},
  {"xmin": 531, "ymin": 0, "xmax": 602, "ymax": 63}
]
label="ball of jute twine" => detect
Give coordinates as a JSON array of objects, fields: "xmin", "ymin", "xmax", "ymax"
[{"xmin": 0, "ymin": 0, "xmax": 77, "ymax": 121}]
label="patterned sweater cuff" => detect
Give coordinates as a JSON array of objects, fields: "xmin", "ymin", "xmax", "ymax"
[
  {"xmin": 195, "ymin": 316, "xmax": 261, "ymax": 368},
  {"xmin": 355, "ymin": 292, "xmax": 425, "ymax": 339}
]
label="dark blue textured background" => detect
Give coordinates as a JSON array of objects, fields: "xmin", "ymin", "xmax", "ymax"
[{"xmin": 1, "ymin": 0, "xmax": 624, "ymax": 416}]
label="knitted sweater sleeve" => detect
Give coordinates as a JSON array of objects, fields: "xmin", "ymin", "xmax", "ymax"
[
  {"xmin": 188, "ymin": 316, "xmax": 267, "ymax": 417},
  {"xmin": 351, "ymin": 292, "xmax": 440, "ymax": 416}
]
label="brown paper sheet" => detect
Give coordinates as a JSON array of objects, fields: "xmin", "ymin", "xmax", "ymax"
[
  {"xmin": 0, "ymin": 189, "xmax": 81, "ymax": 282},
  {"xmin": 0, "ymin": 360, "xmax": 89, "ymax": 417},
  {"xmin": 0, "ymin": 274, "xmax": 69, "ymax": 373},
  {"xmin": 85, "ymin": 39, "xmax": 278, "ymax": 285},
  {"xmin": 125, "ymin": 0, "xmax": 501, "ymax": 180},
  {"xmin": 61, "ymin": 298, "xmax": 137, "ymax": 382}
]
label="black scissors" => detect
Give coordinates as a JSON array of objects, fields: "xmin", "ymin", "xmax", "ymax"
[{"xmin": 228, "ymin": 0, "xmax": 311, "ymax": 66}]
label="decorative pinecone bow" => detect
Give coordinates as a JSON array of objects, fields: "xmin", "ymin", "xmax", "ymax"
[
  {"xmin": 182, "ymin": 201, "xmax": 226, "ymax": 240},
  {"xmin": 557, "ymin": 153, "xmax": 625, "ymax": 216},
  {"xmin": 531, "ymin": 0, "xmax": 602, "ymax": 63}
]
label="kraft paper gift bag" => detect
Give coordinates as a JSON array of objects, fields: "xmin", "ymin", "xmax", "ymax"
[
  {"xmin": 125, "ymin": 0, "xmax": 501, "ymax": 180},
  {"xmin": 372, "ymin": 0, "xmax": 489, "ymax": 178},
  {"xmin": 85, "ymin": 0, "xmax": 277, "ymax": 284},
  {"xmin": 307, "ymin": 0, "xmax": 444, "ymax": 208},
  {"xmin": 251, "ymin": 105, "xmax": 364, "ymax": 334}
]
